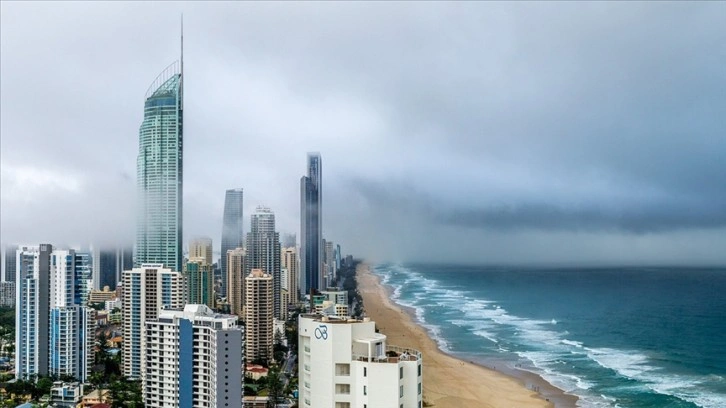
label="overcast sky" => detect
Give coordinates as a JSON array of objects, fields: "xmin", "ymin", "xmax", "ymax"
[{"xmin": 1, "ymin": 2, "xmax": 725, "ymax": 265}]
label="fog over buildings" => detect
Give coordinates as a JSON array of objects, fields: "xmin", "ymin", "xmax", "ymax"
[{"xmin": 1, "ymin": 2, "xmax": 725, "ymax": 265}]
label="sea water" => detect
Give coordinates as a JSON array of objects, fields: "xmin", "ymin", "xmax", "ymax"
[{"xmin": 373, "ymin": 264, "xmax": 726, "ymax": 408}]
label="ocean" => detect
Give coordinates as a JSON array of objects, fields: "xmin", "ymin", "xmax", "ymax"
[{"xmin": 373, "ymin": 264, "xmax": 726, "ymax": 408}]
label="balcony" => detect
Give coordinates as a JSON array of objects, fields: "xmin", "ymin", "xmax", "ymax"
[{"xmin": 352, "ymin": 345, "xmax": 421, "ymax": 364}]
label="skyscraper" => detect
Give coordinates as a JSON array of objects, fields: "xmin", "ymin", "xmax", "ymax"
[
  {"xmin": 226, "ymin": 248, "xmax": 245, "ymax": 317},
  {"xmin": 144, "ymin": 305, "xmax": 244, "ymax": 408},
  {"xmin": 122, "ymin": 264, "xmax": 183, "ymax": 379},
  {"xmin": 49, "ymin": 306, "xmax": 94, "ymax": 382},
  {"xmin": 221, "ymin": 188, "xmax": 244, "ymax": 298},
  {"xmin": 324, "ymin": 239, "xmax": 335, "ymax": 286},
  {"xmin": 281, "ymin": 247, "xmax": 299, "ymax": 307},
  {"xmin": 183, "ymin": 259, "xmax": 214, "ymax": 309},
  {"xmin": 246, "ymin": 206, "xmax": 281, "ymax": 319},
  {"xmin": 300, "ymin": 152, "xmax": 322, "ymax": 294},
  {"xmin": 135, "ymin": 55, "xmax": 184, "ymax": 272},
  {"xmin": 16, "ymin": 245, "xmax": 94, "ymax": 382},
  {"xmin": 16, "ymin": 244, "xmax": 52, "ymax": 379},
  {"xmin": 189, "ymin": 237, "xmax": 213, "ymax": 266},
  {"xmin": 245, "ymin": 269, "xmax": 273, "ymax": 363},
  {"xmin": 3, "ymin": 244, "xmax": 17, "ymax": 283}
]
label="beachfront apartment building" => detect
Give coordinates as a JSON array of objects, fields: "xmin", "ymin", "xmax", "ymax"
[
  {"xmin": 144, "ymin": 304, "xmax": 244, "ymax": 408},
  {"xmin": 298, "ymin": 314, "xmax": 423, "ymax": 408},
  {"xmin": 122, "ymin": 264, "xmax": 183, "ymax": 379}
]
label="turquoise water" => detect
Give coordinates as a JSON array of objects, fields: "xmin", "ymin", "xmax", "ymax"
[{"xmin": 373, "ymin": 264, "xmax": 726, "ymax": 408}]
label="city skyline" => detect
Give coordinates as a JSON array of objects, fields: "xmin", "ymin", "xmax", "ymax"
[{"xmin": 1, "ymin": 2, "xmax": 725, "ymax": 265}]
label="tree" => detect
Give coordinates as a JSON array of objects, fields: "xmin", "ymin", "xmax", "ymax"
[
  {"xmin": 34, "ymin": 376, "xmax": 53, "ymax": 401},
  {"xmin": 266, "ymin": 366, "xmax": 283, "ymax": 408}
]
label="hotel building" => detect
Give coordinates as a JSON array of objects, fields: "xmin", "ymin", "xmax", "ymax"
[
  {"xmin": 298, "ymin": 315, "xmax": 423, "ymax": 408},
  {"xmin": 144, "ymin": 304, "xmax": 244, "ymax": 408},
  {"xmin": 135, "ymin": 59, "xmax": 184, "ymax": 272}
]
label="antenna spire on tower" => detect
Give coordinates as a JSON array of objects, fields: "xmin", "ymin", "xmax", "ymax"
[{"xmin": 180, "ymin": 13, "xmax": 184, "ymax": 109}]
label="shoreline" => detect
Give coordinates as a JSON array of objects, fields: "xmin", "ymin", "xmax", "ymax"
[{"xmin": 356, "ymin": 262, "xmax": 578, "ymax": 408}]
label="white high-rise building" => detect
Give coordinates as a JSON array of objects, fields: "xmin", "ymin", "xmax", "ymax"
[
  {"xmin": 49, "ymin": 306, "xmax": 94, "ymax": 382},
  {"xmin": 16, "ymin": 245, "xmax": 94, "ymax": 381},
  {"xmin": 144, "ymin": 304, "xmax": 244, "ymax": 408},
  {"xmin": 298, "ymin": 315, "xmax": 423, "ymax": 408},
  {"xmin": 16, "ymin": 245, "xmax": 52, "ymax": 379},
  {"xmin": 122, "ymin": 264, "xmax": 183, "ymax": 379}
]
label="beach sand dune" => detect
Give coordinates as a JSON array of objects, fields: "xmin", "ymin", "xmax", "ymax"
[{"xmin": 356, "ymin": 263, "xmax": 574, "ymax": 408}]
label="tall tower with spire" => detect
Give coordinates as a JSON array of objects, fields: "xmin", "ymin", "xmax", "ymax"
[{"xmin": 134, "ymin": 28, "xmax": 184, "ymax": 272}]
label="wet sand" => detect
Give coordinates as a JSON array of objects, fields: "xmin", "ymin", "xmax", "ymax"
[{"xmin": 356, "ymin": 263, "xmax": 578, "ymax": 408}]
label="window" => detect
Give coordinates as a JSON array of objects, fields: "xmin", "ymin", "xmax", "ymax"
[
  {"xmin": 363, "ymin": 367, "xmax": 367, "ymax": 377},
  {"xmin": 400, "ymin": 367, "xmax": 403, "ymax": 379},
  {"xmin": 400, "ymin": 385, "xmax": 403, "ymax": 397},
  {"xmin": 335, "ymin": 363, "xmax": 350, "ymax": 376},
  {"xmin": 335, "ymin": 384, "xmax": 350, "ymax": 395},
  {"xmin": 364, "ymin": 385, "xmax": 367, "ymax": 395},
  {"xmin": 418, "ymin": 382, "xmax": 422, "ymax": 395},
  {"xmin": 418, "ymin": 364, "xmax": 422, "ymax": 376}
]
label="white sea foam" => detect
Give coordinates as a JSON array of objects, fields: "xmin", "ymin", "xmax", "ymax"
[
  {"xmin": 373, "ymin": 265, "xmax": 726, "ymax": 408},
  {"xmin": 584, "ymin": 346, "xmax": 726, "ymax": 408},
  {"xmin": 562, "ymin": 339, "xmax": 584, "ymax": 348}
]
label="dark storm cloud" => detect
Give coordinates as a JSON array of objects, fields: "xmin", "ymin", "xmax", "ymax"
[{"xmin": 1, "ymin": 2, "xmax": 724, "ymax": 264}]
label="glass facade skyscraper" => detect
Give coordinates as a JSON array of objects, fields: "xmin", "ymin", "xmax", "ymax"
[
  {"xmin": 245, "ymin": 206, "xmax": 281, "ymax": 319},
  {"xmin": 221, "ymin": 188, "xmax": 244, "ymax": 297},
  {"xmin": 135, "ymin": 61, "xmax": 183, "ymax": 272},
  {"xmin": 301, "ymin": 152, "xmax": 323, "ymax": 294}
]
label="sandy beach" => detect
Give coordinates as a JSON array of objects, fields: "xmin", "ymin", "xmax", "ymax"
[{"xmin": 356, "ymin": 263, "xmax": 578, "ymax": 408}]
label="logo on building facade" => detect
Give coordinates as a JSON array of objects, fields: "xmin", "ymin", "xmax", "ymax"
[{"xmin": 314, "ymin": 325, "xmax": 328, "ymax": 340}]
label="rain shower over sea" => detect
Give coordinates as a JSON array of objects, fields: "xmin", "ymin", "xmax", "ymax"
[{"xmin": 373, "ymin": 264, "xmax": 726, "ymax": 408}]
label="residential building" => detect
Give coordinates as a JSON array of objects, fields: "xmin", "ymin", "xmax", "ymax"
[
  {"xmin": 320, "ymin": 288, "xmax": 348, "ymax": 306},
  {"xmin": 49, "ymin": 306, "xmax": 94, "ymax": 382},
  {"xmin": 189, "ymin": 237, "xmax": 213, "ymax": 266},
  {"xmin": 220, "ymin": 188, "xmax": 244, "ymax": 298},
  {"xmin": 144, "ymin": 304, "xmax": 244, "ymax": 408},
  {"xmin": 89, "ymin": 287, "xmax": 117, "ymax": 304},
  {"xmin": 183, "ymin": 259, "xmax": 214, "ymax": 309},
  {"xmin": 281, "ymin": 247, "xmax": 299, "ymax": 307},
  {"xmin": 245, "ymin": 269, "xmax": 273, "ymax": 363},
  {"xmin": 81, "ymin": 389, "xmax": 110, "ymax": 407},
  {"xmin": 122, "ymin": 264, "xmax": 183, "ymax": 379},
  {"xmin": 49, "ymin": 381, "xmax": 84, "ymax": 408},
  {"xmin": 324, "ymin": 239, "xmax": 335, "ymax": 285},
  {"xmin": 298, "ymin": 315, "xmax": 423, "ymax": 408},
  {"xmin": 16, "ymin": 244, "xmax": 52, "ymax": 379},
  {"xmin": 0, "ymin": 282, "xmax": 15, "ymax": 307},
  {"xmin": 17, "ymin": 245, "xmax": 96, "ymax": 381},
  {"xmin": 245, "ymin": 206, "xmax": 281, "ymax": 319},
  {"xmin": 300, "ymin": 152, "xmax": 323, "ymax": 294},
  {"xmin": 226, "ymin": 248, "xmax": 245, "ymax": 317},
  {"xmin": 135, "ymin": 59, "xmax": 184, "ymax": 272}
]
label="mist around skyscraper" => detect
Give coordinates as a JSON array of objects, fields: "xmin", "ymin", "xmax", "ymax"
[{"xmin": 1, "ymin": 22, "xmax": 357, "ymax": 408}]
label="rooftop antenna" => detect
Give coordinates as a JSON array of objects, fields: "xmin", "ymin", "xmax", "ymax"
[{"xmin": 180, "ymin": 13, "xmax": 184, "ymax": 109}]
